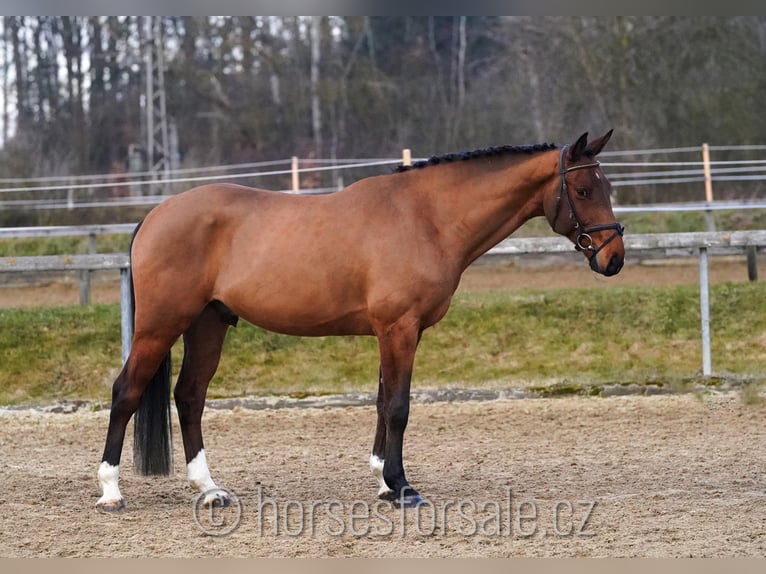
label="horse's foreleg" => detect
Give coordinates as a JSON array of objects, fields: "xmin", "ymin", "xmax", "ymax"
[
  {"xmin": 96, "ymin": 334, "xmax": 175, "ymax": 512},
  {"xmin": 370, "ymin": 367, "xmax": 392, "ymax": 497},
  {"xmin": 375, "ymin": 321, "xmax": 422, "ymax": 508},
  {"xmin": 174, "ymin": 303, "xmax": 233, "ymax": 508}
]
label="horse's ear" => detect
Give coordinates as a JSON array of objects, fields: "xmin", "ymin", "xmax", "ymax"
[
  {"xmin": 568, "ymin": 132, "xmax": 589, "ymax": 161},
  {"xmin": 585, "ymin": 129, "xmax": 613, "ymax": 157}
]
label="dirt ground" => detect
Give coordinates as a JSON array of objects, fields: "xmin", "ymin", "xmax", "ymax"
[
  {"xmin": 2, "ymin": 256, "xmax": 765, "ymax": 557},
  {"xmin": 1, "ymin": 254, "xmax": 765, "ymax": 308},
  {"xmin": 0, "ymin": 393, "xmax": 764, "ymax": 557}
]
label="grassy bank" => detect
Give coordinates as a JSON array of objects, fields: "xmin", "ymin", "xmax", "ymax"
[
  {"xmin": 2, "ymin": 282, "xmax": 766, "ymax": 405},
  {"xmin": 0, "ymin": 233, "xmax": 131, "ymax": 257}
]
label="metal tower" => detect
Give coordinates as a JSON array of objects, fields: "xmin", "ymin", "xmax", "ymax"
[{"xmin": 143, "ymin": 16, "xmax": 174, "ymax": 192}]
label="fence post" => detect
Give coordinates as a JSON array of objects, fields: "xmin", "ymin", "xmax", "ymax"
[
  {"xmin": 79, "ymin": 232, "xmax": 97, "ymax": 305},
  {"xmin": 291, "ymin": 156, "xmax": 299, "ymax": 193},
  {"xmin": 699, "ymin": 246, "xmax": 712, "ymax": 376},
  {"xmin": 746, "ymin": 245, "xmax": 758, "ymax": 282},
  {"xmin": 120, "ymin": 266, "xmax": 133, "ymax": 365},
  {"xmin": 67, "ymin": 178, "xmax": 75, "ymax": 210},
  {"xmin": 79, "ymin": 271, "xmax": 90, "ymax": 305},
  {"xmin": 702, "ymin": 143, "xmax": 716, "ymax": 232}
]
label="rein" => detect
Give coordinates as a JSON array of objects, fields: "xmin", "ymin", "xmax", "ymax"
[{"xmin": 554, "ymin": 145, "xmax": 624, "ymax": 262}]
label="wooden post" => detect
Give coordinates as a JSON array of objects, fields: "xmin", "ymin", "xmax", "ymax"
[
  {"xmin": 291, "ymin": 156, "xmax": 299, "ymax": 193},
  {"xmin": 79, "ymin": 232, "xmax": 98, "ymax": 305},
  {"xmin": 702, "ymin": 143, "xmax": 715, "ymax": 232},
  {"xmin": 747, "ymin": 245, "xmax": 758, "ymax": 282},
  {"xmin": 402, "ymin": 148, "xmax": 411, "ymax": 167},
  {"xmin": 79, "ymin": 271, "xmax": 90, "ymax": 305}
]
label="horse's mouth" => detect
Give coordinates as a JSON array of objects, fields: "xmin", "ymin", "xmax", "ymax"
[{"xmin": 590, "ymin": 253, "xmax": 624, "ymax": 276}]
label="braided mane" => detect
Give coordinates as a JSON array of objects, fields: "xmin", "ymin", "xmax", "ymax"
[{"xmin": 394, "ymin": 143, "xmax": 557, "ymax": 173}]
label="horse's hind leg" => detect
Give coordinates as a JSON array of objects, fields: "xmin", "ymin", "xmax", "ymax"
[
  {"xmin": 97, "ymin": 331, "xmax": 178, "ymax": 512},
  {"xmin": 174, "ymin": 301, "xmax": 236, "ymax": 507}
]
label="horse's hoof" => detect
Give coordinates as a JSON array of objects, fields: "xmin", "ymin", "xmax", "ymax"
[
  {"xmin": 96, "ymin": 498, "xmax": 126, "ymax": 513},
  {"xmin": 380, "ymin": 486, "xmax": 424, "ymax": 508},
  {"xmin": 202, "ymin": 488, "xmax": 231, "ymax": 508},
  {"xmin": 394, "ymin": 493, "xmax": 424, "ymax": 509}
]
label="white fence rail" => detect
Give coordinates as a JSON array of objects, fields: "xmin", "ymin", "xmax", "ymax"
[
  {"xmin": 1, "ymin": 143, "xmax": 765, "ymax": 213},
  {"xmin": 2, "ymin": 231, "xmax": 766, "ymax": 376}
]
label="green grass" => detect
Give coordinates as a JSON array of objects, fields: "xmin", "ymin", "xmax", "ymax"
[
  {"xmin": 0, "ymin": 234, "xmax": 131, "ymax": 257},
  {"xmin": 3, "ymin": 282, "xmax": 766, "ymax": 405}
]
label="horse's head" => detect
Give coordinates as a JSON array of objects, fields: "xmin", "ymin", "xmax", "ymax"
[{"xmin": 544, "ymin": 130, "xmax": 625, "ymax": 276}]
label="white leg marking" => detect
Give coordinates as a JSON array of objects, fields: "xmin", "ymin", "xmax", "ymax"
[
  {"xmin": 370, "ymin": 454, "xmax": 393, "ymax": 496},
  {"xmin": 188, "ymin": 449, "xmax": 218, "ymax": 492},
  {"xmin": 96, "ymin": 461, "xmax": 124, "ymax": 508},
  {"xmin": 188, "ymin": 449, "xmax": 228, "ymax": 506}
]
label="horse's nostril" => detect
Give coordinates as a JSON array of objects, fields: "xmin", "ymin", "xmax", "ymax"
[{"xmin": 605, "ymin": 254, "xmax": 624, "ymax": 276}]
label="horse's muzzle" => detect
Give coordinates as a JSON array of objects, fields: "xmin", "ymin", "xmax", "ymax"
[{"xmin": 590, "ymin": 252, "xmax": 624, "ymax": 276}]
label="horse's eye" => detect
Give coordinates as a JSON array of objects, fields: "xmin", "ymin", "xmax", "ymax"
[{"xmin": 575, "ymin": 188, "xmax": 590, "ymax": 199}]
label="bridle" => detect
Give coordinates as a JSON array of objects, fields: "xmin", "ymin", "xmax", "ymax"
[{"xmin": 554, "ymin": 145, "xmax": 624, "ymax": 262}]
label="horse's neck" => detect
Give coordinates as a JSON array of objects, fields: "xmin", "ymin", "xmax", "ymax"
[{"xmin": 411, "ymin": 154, "xmax": 555, "ymax": 270}]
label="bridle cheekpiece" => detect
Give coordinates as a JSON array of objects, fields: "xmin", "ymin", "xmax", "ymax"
[{"xmin": 555, "ymin": 145, "xmax": 624, "ymax": 265}]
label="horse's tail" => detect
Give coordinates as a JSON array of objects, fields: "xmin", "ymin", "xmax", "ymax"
[{"xmin": 129, "ymin": 221, "xmax": 173, "ymax": 476}]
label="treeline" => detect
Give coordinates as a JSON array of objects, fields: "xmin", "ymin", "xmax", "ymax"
[{"xmin": 1, "ymin": 16, "xmax": 765, "ymax": 180}]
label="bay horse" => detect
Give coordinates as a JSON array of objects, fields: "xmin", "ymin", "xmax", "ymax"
[{"xmin": 96, "ymin": 130, "xmax": 624, "ymax": 512}]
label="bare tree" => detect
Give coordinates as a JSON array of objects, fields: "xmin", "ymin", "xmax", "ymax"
[{"xmin": 310, "ymin": 16, "xmax": 323, "ymax": 156}]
